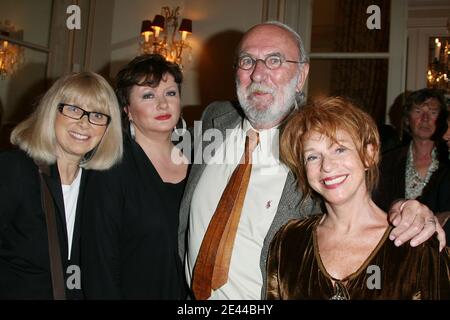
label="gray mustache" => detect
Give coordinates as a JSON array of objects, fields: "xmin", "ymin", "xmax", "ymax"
[{"xmin": 246, "ymin": 83, "xmax": 275, "ymax": 95}]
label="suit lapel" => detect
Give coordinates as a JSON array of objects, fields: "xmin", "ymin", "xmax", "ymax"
[
  {"xmin": 178, "ymin": 103, "xmax": 242, "ymax": 259},
  {"xmin": 263, "ymin": 171, "xmax": 302, "ymax": 256},
  {"xmin": 260, "ymin": 170, "xmax": 319, "ymax": 298},
  {"xmin": 185, "ymin": 110, "xmax": 241, "ymax": 201}
]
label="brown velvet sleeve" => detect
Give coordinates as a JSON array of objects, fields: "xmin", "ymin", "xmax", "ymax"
[
  {"xmin": 438, "ymin": 247, "xmax": 450, "ymax": 299},
  {"xmin": 417, "ymin": 238, "xmax": 450, "ymax": 300},
  {"xmin": 265, "ymin": 224, "xmax": 287, "ymax": 300}
]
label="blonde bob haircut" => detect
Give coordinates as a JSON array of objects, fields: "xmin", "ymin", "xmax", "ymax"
[
  {"xmin": 280, "ymin": 97, "xmax": 380, "ymax": 206},
  {"xmin": 11, "ymin": 72, "xmax": 123, "ymax": 170}
]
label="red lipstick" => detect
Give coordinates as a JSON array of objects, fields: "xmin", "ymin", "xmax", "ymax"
[
  {"xmin": 155, "ymin": 114, "xmax": 172, "ymax": 121},
  {"xmin": 321, "ymin": 174, "xmax": 348, "ymax": 189}
]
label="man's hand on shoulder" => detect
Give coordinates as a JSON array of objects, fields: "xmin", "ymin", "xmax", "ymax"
[{"xmin": 388, "ymin": 199, "xmax": 446, "ymax": 251}]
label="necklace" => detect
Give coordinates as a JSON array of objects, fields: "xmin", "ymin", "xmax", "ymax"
[{"xmin": 330, "ymin": 281, "xmax": 350, "ymax": 300}]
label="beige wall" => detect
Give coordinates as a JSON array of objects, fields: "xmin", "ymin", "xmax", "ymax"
[
  {"xmin": 0, "ymin": 0, "xmax": 265, "ymax": 130},
  {"xmin": 109, "ymin": 0, "xmax": 264, "ymax": 122},
  {"xmin": 3, "ymin": 0, "xmax": 447, "ymax": 127},
  {"xmin": 0, "ymin": 0, "xmax": 52, "ymax": 125}
]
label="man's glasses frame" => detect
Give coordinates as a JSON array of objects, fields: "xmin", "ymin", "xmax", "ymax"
[
  {"xmin": 57, "ymin": 103, "xmax": 111, "ymax": 126},
  {"xmin": 235, "ymin": 54, "xmax": 304, "ymax": 71}
]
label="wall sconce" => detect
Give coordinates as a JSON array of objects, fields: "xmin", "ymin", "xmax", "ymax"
[
  {"xmin": 140, "ymin": 6, "xmax": 193, "ymax": 69},
  {"xmin": 0, "ymin": 20, "xmax": 24, "ymax": 79}
]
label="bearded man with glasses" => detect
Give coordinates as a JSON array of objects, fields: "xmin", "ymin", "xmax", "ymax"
[{"xmin": 179, "ymin": 21, "xmax": 446, "ymax": 300}]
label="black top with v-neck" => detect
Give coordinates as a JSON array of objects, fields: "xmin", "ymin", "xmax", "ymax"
[{"xmin": 81, "ymin": 135, "xmax": 187, "ymax": 299}]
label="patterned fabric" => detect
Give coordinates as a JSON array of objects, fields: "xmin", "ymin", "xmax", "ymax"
[{"xmin": 405, "ymin": 143, "xmax": 439, "ymax": 200}]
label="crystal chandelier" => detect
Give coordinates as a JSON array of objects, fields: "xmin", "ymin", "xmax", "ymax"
[
  {"xmin": 427, "ymin": 20, "xmax": 450, "ymax": 92},
  {"xmin": 140, "ymin": 7, "xmax": 193, "ymax": 69},
  {"xmin": 0, "ymin": 21, "xmax": 24, "ymax": 79}
]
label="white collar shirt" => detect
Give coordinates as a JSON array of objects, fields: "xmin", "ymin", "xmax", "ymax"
[{"xmin": 186, "ymin": 119, "xmax": 289, "ymax": 299}]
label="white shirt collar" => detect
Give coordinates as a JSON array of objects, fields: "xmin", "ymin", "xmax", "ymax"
[{"xmin": 241, "ymin": 119, "xmax": 280, "ymax": 161}]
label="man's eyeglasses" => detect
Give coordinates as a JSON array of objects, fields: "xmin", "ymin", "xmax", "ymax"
[
  {"xmin": 236, "ymin": 54, "xmax": 303, "ymax": 71},
  {"xmin": 57, "ymin": 103, "xmax": 111, "ymax": 126}
]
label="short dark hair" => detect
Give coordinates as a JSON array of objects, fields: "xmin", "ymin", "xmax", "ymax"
[
  {"xmin": 115, "ymin": 54, "xmax": 183, "ymax": 108},
  {"xmin": 403, "ymin": 88, "xmax": 448, "ymax": 140}
]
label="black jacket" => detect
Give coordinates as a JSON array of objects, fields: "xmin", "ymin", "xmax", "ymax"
[
  {"xmin": 373, "ymin": 145, "xmax": 450, "ymax": 245},
  {"xmin": 0, "ymin": 149, "xmax": 86, "ymax": 299}
]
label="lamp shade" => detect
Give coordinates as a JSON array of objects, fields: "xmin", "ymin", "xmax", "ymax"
[
  {"xmin": 152, "ymin": 14, "xmax": 165, "ymax": 30},
  {"xmin": 141, "ymin": 20, "xmax": 152, "ymax": 34},
  {"xmin": 179, "ymin": 19, "xmax": 192, "ymax": 33}
]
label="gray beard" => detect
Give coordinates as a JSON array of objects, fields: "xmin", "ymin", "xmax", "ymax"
[{"xmin": 236, "ymin": 76, "xmax": 298, "ymax": 128}]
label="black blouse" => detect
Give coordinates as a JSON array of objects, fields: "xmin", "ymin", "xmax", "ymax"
[{"xmin": 81, "ymin": 135, "xmax": 187, "ymax": 299}]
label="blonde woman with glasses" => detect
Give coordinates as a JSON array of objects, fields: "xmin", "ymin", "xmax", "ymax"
[{"xmin": 0, "ymin": 72, "xmax": 122, "ymax": 299}]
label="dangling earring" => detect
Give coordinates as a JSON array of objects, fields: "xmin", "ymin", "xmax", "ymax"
[
  {"xmin": 129, "ymin": 121, "xmax": 136, "ymax": 140},
  {"xmin": 294, "ymin": 97, "xmax": 299, "ymax": 110},
  {"xmin": 174, "ymin": 116, "xmax": 187, "ymax": 136}
]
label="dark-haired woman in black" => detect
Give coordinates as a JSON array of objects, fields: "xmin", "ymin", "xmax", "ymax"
[{"xmin": 81, "ymin": 55, "xmax": 189, "ymax": 299}]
